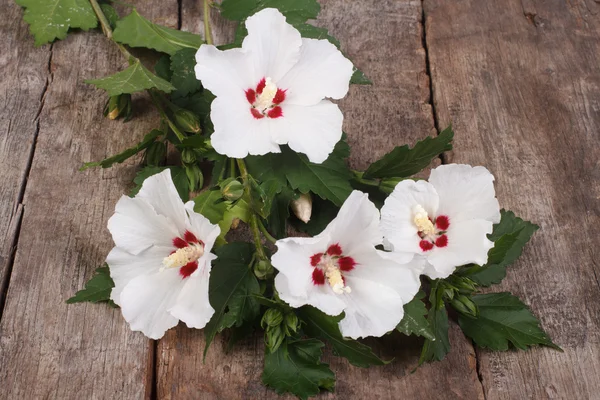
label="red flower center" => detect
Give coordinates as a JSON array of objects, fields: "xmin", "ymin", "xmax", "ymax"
[
  {"xmin": 309, "ymin": 243, "xmax": 356, "ymax": 293},
  {"xmin": 418, "ymin": 215, "xmax": 450, "ymax": 252},
  {"xmin": 170, "ymin": 230, "xmax": 204, "ymax": 278},
  {"xmin": 245, "ymin": 77, "xmax": 286, "ymax": 119}
]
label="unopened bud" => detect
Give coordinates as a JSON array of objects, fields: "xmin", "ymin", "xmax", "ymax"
[
  {"xmin": 379, "ymin": 177, "xmax": 403, "ymax": 194},
  {"xmin": 451, "ymin": 295, "xmax": 478, "ymax": 317},
  {"xmin": 230, "ymin": 217, "xmax": 241, "ymax": 229},
  {"xmin": 261, "ymin": 308, "xmax": 284, "ymax": 329},
  {"xmin": 103, "ymin": 94, "xmax": 132, "ymax": 121},
  {"xmin": 254, "ymin": 259, "xmax": 273, "ymax": 280},
  {"xmin": 265, "ymin": 325, "xmax": 285, "ymax": 353},
  {"xmin": 185, "ymin": 164, "xmax": 204, "ymax": 192},
  {"xmin": 144, "ymin": 141, "xmax": 166, "ymax": 166},
  {"xmin": 220, "ymin": 179, "xmax": 244, "ymax": 201},
  {"xmin": 290, "ymin": 193, "xmax": 312, "ymax": 223},
  {"xmin": 284, "ymin": 312, "xmax": 299, "ymax": 334},
  {"xmin": 174, "ymin": 109, "xmax": 201, "ymax": 133},
  {"xmin": 181, "ymin": 148, "xmax": 197, "ymax": 165}
]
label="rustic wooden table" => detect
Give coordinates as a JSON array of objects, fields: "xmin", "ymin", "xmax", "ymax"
[{"xmin": 1, "ymin": 0, "xmax": 599, "ymax": 399}]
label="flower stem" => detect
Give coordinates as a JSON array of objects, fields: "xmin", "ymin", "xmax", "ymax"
[
  {"xmin": 258, "ymin": 220, "xmax": 277, "ymax": 244},
  {"xmin": 237, "ymin": 159, "xmax": 269, "ymax": 260},
  {"xmin": 203, "ymin": 0, "xmax": 214, "ymax": 45},
  {"xmin": 149, "ymin": 91, "xmax": 187, "ymax": 142},
  {"xmin": 89, "ymin": 0, "xmax": 136, "ymax": 64},
  {"xmin": 229, "ymin": 158, "xmax": 236, "ymax": 179}
]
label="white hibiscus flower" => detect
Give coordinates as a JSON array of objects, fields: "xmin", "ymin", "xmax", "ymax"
[
  {"xmin": 380, "ymin": 164, "xmax": 501, "ymax": 280},
  {"xmin": 194, "ymin": 8, "xmax": 354, "ymax": 163},
  {"xmin": 272, "ymin": 191, "xmax": 423, "ymax": 339},
  {"xmin": 106, "ymin": 170, "xmax": 220, "ymax": 339}
]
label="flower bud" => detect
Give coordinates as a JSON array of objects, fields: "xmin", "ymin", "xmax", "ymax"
[
  {"xmin": 451, "ymin": 295, "xmax": 478, "ymax": 317},
  {"xmin": 254, "ymin": 259, "xmax": 273, "ymax": 280},
  {"xmin": 230, "ymin": 217, "xmax": 241, "ymax": 230},
  {"xmin": 261, "ymin": 308, "xmax": 284, "ymax": 329},
  {"xmin": 144, "ymin": 141, "xmax": 166, "ymax": 167},
  {"xmin": 220, "ymin": 179, "xmax": 244, "ymax": 201},
  {"xmin": 265, "ymin": 325, "xmax": 285, "ymax": 353},
  {"xmin": 185, "ymin": 164, "xmax": 204, "ymax": 192},
  {"xmin": 284, "ymin": 312, "xmax": 299, "ymax": 334},
  {"xmin": 290, "ymin": 193, "xmax": 312, "ymax": 223},
  {"xmin": 379, "ymin": 177, "xmax": 403, "ymax": 194},
  {"xmin": 181, "ymin": 148, "xmax": 197, "ymax": 165},
  {"xmin": 174, "ymin": 109, "xmax": 201, "ymax": 133},
  {"xmin": 103, "ymin": 94, "xmax": 132, "ymax": 121}
]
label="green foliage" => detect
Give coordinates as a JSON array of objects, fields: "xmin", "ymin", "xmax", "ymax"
[
  {"xmin": 262, "ymin": 338, "xmax": 335, "ymax": 400},
  {"xmin": 292, "ymin": 196, "xmax": 338, "ymax": 236},
  {"xmin": 81, "ymin": 130, "xmax": 161, "ymax": 170},
  {"xmin": 458, "ymin": 293, "xmax": 560, "ymax": 351},
  {"xmin": 170, "ymin": 48, "xmax": 202, "ymax": 97},
  {"xmin": 16, "ymin": 0, "xmax": 97, "ymax": 46},
  {"xmin": 363, "ymin": 125, "xmax": 454, "ymax": 179},
  {"xmin": 460, "ymin": 210, "xmax": 539, "ymax": 286},
  {"xmin": 193, "ymin": 189, "xmax": 229, "ymax": 224},
  {"xmin": 112, "ymin": 9, "xmax": 202, "ymax": 55},
  {"xmin": 298, "ymin": 306, "xmax": 387, "ymax": 368},
  {"xmin": 350, "ymin": 68, "xmax": 372, "ymax": 85},
  {"xmin": 86, "ymin": 60, "xmax": 175, "ymax": 96},
  {"xmin": 220, "ymin": 0, "xmax": 320, "ymax": 24},
  {"xmin": 419, "ymin": 286, "xmax": 450, "ymax": 364},
  {"xmin": 204, "ymin": 242, "xmax": 260, "ymax": 357},
  {"xmin": 100, "ymin": 4, "xmax": 119, "ymax": 30},
  {"xmin": 246, "ymin": 140, "xmax": 352, "ymax": 207},
  {"xmin": 130, "ymin": 166, "xmax": 189, "ymax": 201},
  {"xmin": 265, "ymin": 188, "xmax": 295, "ymax": 238},
  {"xmin": 396, "ymin": 291, "xmax": 435, "ymax": 341},
  {"xmin": 66, "ymin": 265, "xmax": 116, "ymax": 306}
]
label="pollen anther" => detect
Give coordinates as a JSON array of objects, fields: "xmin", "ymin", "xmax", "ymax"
[
  {"xmin": 413, "ymin": 205, "xmax": 435, "ymax": 235},
  {"xmin": 162, "ymin": 244, "xmax": 204, "ymax": 271}
]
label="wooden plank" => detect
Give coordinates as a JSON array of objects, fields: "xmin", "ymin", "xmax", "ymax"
[
  {"xmin": 0, "ymin": 0, "xmax": 51, "ymax": 314},
  {"xmin": 156, "ymin": 1, "xmax": 484, "ymax": 399},
  {"xmin": 0, "ymin": 2, "xmax": 178, "ymax": 398},
  {"xmin": 424, "ymin": 0, "xmax": 600, "ymax": 398}
]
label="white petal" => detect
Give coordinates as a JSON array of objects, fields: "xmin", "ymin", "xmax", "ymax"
[
  {"xmin": 429, "ymin": 164, "xmax": 501, "ymax": 224},
  {"xmin": 119, "ymin": 269, "xmax": 184, "ymax": 339},
  {"xmin": 425, "ymin": 219, "xmax": 495, "ymax": 279},
  {"xmin": 279, "ymin": 38, "xmax": 354, "ymax": 106},
  {"xmin": 276, "ymin": 273, "xmax": 346, "ymax": 316},
  {"xmin": 274, "ymin": 101, "xmax": 343, "ymax": 164},
  {"xmin": 338, "ymin": 276, "xmax": 406, "ymax": 339},
  {"xmin": 169, "ymin": 261, "xmax": 215, "ymax": 329},
  {"xmin": 136, "ymin": 169, "xmax": 187, "ymax": 233},
  {"xmin": 107, "ymin": 195, "xmax": 178, "ymax": 255},
  {"xmin": 322, "ymin": 191, "xmax": 382, "ymax": 252},
  {"xmin": 242, "ymin": 8, "xmax": 302, "ymax": 82},
  {"xmin": 195, "ymin": 45, "xmax": 254, "ymax": 97},
  {"xmin": 210, "ymin": 95, "xmax": 281, "ymax": 158},
  {"xmin": 184, "ymin": 201, "xmax": 221, "ymax": 251},
  {"xmin": 380, "ymin": 180, "xmax": 439, "ymax": 255},
  {"xmin": 106, "ymin": 245, "xmax": 171, "ymax": 305}
]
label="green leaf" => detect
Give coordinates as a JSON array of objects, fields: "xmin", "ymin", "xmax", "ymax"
[
  {"xmin": 112, "ymin": 9, "xmax": 202, "ymax": 55},
  {"xmin": 100, "ymin": 4, "xmax": 119, "ymax": 30},
  {"xmin": 262, "ymin": 338, "xmax": 335, "ymax": 400},
  {"xmin": 220, "ymin": 0, "xmax": 320, "ymax": 24},
  {"xmin": 204, "ymin": 242, "xmax": 260, "ymax": 357},
  {"xmin": 397, "ymin": 291, "xmax": 435, "ymax": 341},
  {"xmin": 294, "ymin": 23, "xmax": 340, "ymax": 47},
  {"xmin": 170, "ymin": 48, "xmax": 202, "ymax": 97},
  {"xmin": 298, "ymin": 306, "xmax": 387, "ymax": 368},
  {"xmin": 363, "ymin": 125, "xmax": 454, "ymax": 179},
  {"xmin": 86, "ymin": 60, "xmax": 175, "ymax": 96},
  {"xmin": 130, "ymin": 166, "xmax": 189, "ymax": 201},
  {"xmin": 81, "ymin": 130, "xmax": 161, "ymax": 170},
  {"xmin": 246, "ymin": 140, "xmax": 352, "ymax": 207},
  {"xmin": 173, "ymin": 90, "xmax": 216, "ymax": 135},
  {"xmin": 265, "ymin": 188, "xmax": 295, "ymax": 238},
  {"xmin": 350, "ymin": 68, "xmax": 372, "ymax": 85},
  {"xmin": 216, "ymin": 199, "xmax": 251, "ymax": 246},
  {"xmin": 154, "ymin": 55, "xmax": 173, "ymax": 81},
  {"xmin": 461, "ymin": 210, "xmax": 539, "ymax": 286},
  {"xmin": 66, "ymin": 265, "xmax": 115, "ymax": 306},
  {"xmin": 458, "ymin": 292, "xmax": 560, "ymax": 351},
  {"xmin": 193, "ymin": 189, "xmax": 229, "ymax": 224},
  {"xmin": 292, "ymin": 196, "xmax": 338, "ymax": 236},
  {"xmin": 419, "ymin": 286, "xmax": 450, "ymax": 364},
  {"xmin": 16, "ymin": 0, "xmax": 97, "ymax": 46}
]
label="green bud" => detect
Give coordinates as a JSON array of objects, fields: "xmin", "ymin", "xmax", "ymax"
[
  {"xmin": 144, "ymin": 141, "xmax": 166, "ymax": 167},
  {"xmin": 181, "ymin": 148, "xmax": 197, "ymax": 165},
  {"xmin": 261, "ymin": 308, "xmax": 284, "ymax": 329},
  {"xmin": 454, "ymin": 277, "xmax": 478, "ymax": 294},
  {"xmin": 174, "ymin": 109, "xmax": 201, "ymax": 133},
  {"xmin": 185, "ymin": 164, "xmax": 204, "ymax": 192},
  {"xmin": 284, "ymin": 312, "xmax": 299, "ymax": 334},
  {"xmin": 221, "ymin": 179, "xmax": 244, "ymax": 201},
  {"xmin": 443, "ymin": 288, "xmax": 455, "ymax": 301},
  {"xmin": 265, "ymin": 325, "xmax": 285, "ymax": 353},
  {"xmin": 253, "ymin": 259, "xmax": 273, "ymax": 280},
  {"xmin": 451, "ymin": 295, "xmax": 478, "ymax": 317},
  {"xmin": 103, "ymin": 94, "xmax": 132, "ymax": 121},
  {"xmin": 379, "ymin": 177, "xmax": 403, "ymax": 194}
]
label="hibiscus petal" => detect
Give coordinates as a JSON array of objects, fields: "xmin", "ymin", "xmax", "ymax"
[
  {"xmin": 136, "ymin": 169, "xmax": 187, "ymax": 233},
  {"xmin": 322, "ymin": 191, "xmax": 382, "ymax": 251},
  {"xmin": 242, "ymin": 8, "xmax": 302, "ymax": 82},
  {"xmin": 425, "ymin": 219, "xmax": 495, "ymax": 279},
  {"xmin": 195, "ymin": 45, "xmax": 254, "ymax": 97},
  {"xmin": 273, "ymin": 100, "xmax": 343, "ymax": 164},
  {"xmin": 169, "ymin": 260, "xmax": 215, "ymax": 329},
  {"xmin": 184, "ymin": 201, "xmax": 221, "ymax": 250},
  {"xmin": 338, "ymin": 276, "xmax": 406, "ymax": 339},
  {"xmin": 210, "ymin": 95, "xmax": 281, "ymax": 158},
  {"xmin": 119, "ymin": 269, "xmax": 184, "ymax": 339},
  {"xmin": 380, "ymin": 180, "xmax": 440, "ymax": 254},
  {"xmin": 108, "ymin": 195, "xmax": 178, "ymax": 255},
  {"xmin": 280, "ymin": 38, "xmax": 353, "ymax": 106},
  {"xmin": 275, "ymin": 273, "xmax": 346, "ymax": 316},
  {"xmin": 429, "ymin": 164, "xmax": 501, "ymax": 224}
]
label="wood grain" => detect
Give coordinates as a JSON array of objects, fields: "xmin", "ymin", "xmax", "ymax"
[
  {"xmin": 0, "ymin": 0, "xmax": 51, "ymax": 315},
  {"xmin": 156, "ymin": 1, "xmax": 483, "ymax": 399},
  {"xmin": 0, "ymin": 2, "xmax": 177, "ymax": 399},
  {"xmin": 424, "ymin": 0, "xmax": 600, "ymax": 398}
]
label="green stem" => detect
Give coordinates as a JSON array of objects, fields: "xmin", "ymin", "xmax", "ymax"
[
  {"xmin": 237, "ymin": 159, "xmax": 268, "ymax": 260},
  {"xmin": 89, "ymin": 0, "xmax": 135, "ymax": 64},
  {"xmin": 203, "ymin": 0, "xmax": 214, "ymax": 45},
  {"xmin": 149, "ymin": 91, "xmax": 186, "ymax": 142},
  {"xmin": 258, "ymin": 220, "xmax": 277, "ymax": 244},
  {"xmin": 229, "ymin": 158, "xmax": 236, "ymax": 179}
]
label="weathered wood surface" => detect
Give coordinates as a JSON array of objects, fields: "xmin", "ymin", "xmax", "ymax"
[
  {"xmin": 425, "ymin": 0, "xmax": 600, "ymax": 399},
  {"xmin": 0, "ymin": 0, "xmax": 599, "ymax": 399}
]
